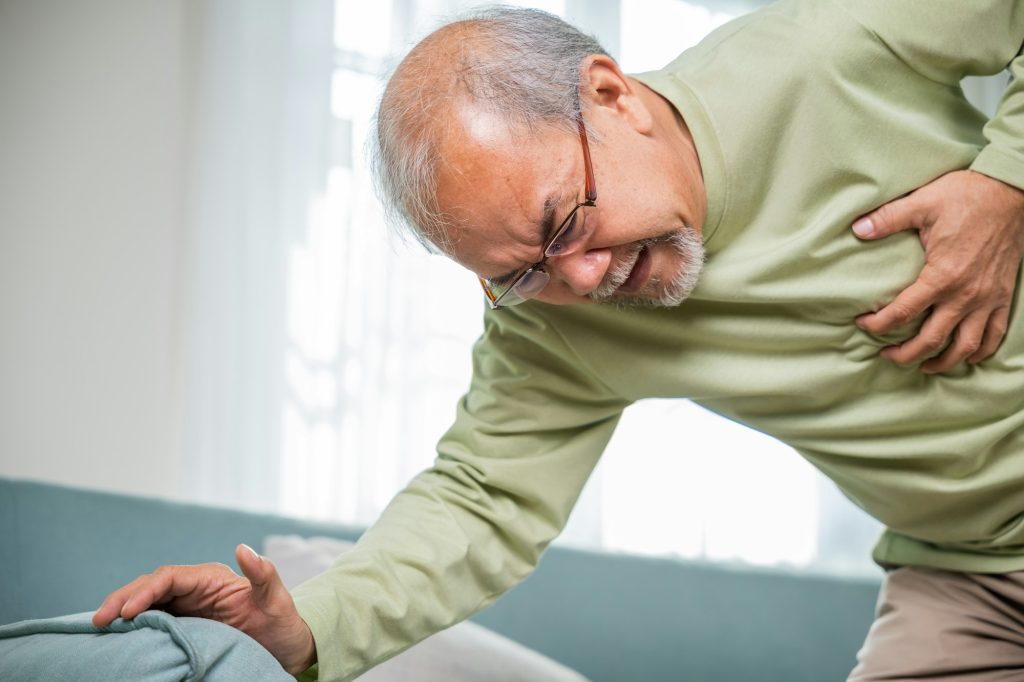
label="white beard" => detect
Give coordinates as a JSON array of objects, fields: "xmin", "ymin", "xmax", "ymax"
[{"xmin": 589, "ymin": 226, "xmax": 705, "ymax": 307}]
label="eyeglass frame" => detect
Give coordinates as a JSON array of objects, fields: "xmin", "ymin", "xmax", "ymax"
[{"xmin": 478, "ymin": 117, "xmax": 597, "ymax": 310}]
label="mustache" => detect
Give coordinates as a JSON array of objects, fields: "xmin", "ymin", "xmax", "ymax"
[
  {"xmin": 588, "ymin": 228, "xmax": 704, "ymax": 306},
  {"xmin": 589, "ymin": 242, "xmax": 647, "ymax": 301}
]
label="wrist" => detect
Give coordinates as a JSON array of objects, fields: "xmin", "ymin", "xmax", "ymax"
[
  {"xmin": 969, "ymin": 169, "xmax": 1024, "ymax": 209},
  {"xmin": 301, "ymin": 624, "xmax": 318, "ymax": 669},
  {"xmin": 283, "ymin": 620, "xmax": 318, "ymax": 674}
]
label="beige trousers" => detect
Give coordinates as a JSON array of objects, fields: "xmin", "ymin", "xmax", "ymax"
[{"xmin": 848, "ymin": 566, "xmax": 1024, "ymax": 681}]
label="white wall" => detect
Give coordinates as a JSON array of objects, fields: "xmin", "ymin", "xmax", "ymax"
[{"xmin": 0, "ymin": 0, "xmax": 192, "ymax": 498}]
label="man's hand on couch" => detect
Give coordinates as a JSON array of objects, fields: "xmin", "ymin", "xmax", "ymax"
[{"xmin": 92, "ymin": 544, "xmax": 317, "ymax": 675}]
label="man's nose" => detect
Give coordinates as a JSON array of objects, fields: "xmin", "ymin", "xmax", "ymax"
[{"xmin": 546, "ymin": 247, "xmax": 612, "ymax": 296}]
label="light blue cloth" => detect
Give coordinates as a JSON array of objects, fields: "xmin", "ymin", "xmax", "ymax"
[{"xmin": 0, "ymin": 610, "xmax": 293, "ymax": 681}]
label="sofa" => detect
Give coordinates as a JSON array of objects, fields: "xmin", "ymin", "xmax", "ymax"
[{"xmin": 0, "ymin": 476, "xmax": 881, "ymax": 680}]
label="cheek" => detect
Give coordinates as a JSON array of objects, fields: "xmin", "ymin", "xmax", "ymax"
[
  {"xmin": 592, "ymin": 199, "xmax": 671, "ymax": 247},
  {"xmin": 593, "ymin": 177, "xmax": 674, "ymax": 244}
]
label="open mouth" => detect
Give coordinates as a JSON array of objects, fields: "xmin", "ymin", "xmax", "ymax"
[{"xmin": 616, "ymin": 245, "xmax": 652, "ymax": 295}]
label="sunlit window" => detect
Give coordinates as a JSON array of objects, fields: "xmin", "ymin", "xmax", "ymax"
[{"xmin": 620, "ymin": 0, "xmax": 734, "ymax": 71}]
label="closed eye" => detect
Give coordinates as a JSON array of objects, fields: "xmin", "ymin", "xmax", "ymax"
[
  {"xmin": 488, "ymin": 271, "xmax": 518, "ymax": 289},
  {"xmin": 546, "ymin": 207, "xmax": 586, "ymax": 257}
]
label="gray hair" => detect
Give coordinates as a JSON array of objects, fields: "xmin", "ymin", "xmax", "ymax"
[{"xmin": 372, "ymin": 6, "xmax": 610, "ymax": 253}]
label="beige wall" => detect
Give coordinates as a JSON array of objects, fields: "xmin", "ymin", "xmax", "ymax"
[{"xmin": 0, "ymin": 0, "xmax": 192, "ymax": 498}]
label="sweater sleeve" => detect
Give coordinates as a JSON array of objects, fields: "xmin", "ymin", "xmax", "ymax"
[
  {"xmin": 836, "ymin": 0, "xmax": 1024, "ymax": 190},
  {"xmin": 973, "ymin": 50, "xmax": 1024, "ymax": 191},
  {"xmin": 288, "ymin": 304, "xmax": 629, "ymax": 681}
]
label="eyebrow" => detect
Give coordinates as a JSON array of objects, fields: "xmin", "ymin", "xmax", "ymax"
[{"xmin": 487, "ymin": 194, "xmax": 561, "ymax": 287}]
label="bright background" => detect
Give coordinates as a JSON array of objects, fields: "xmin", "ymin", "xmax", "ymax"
[{"xmin": 0, "ymin": 0, "xmax": 1008, "ymax": 577}]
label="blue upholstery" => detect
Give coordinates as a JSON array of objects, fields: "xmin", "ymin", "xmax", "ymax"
[
  {"xmin": 0, "ymin": 610, "xmax": 292, "ymax": 681},
  {"xmin": 0, "ymin": 477, "xmax": 880, "ymax": 681}
]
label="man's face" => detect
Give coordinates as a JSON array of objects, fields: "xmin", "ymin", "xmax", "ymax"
[{"xmin": 436, "ymin": 88, "xmax": 705, "ymax": 308}]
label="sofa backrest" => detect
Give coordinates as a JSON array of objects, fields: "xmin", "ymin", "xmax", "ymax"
[{"xmin": 0, "ymin": 477, "xmax": 880, "ymax": 681}]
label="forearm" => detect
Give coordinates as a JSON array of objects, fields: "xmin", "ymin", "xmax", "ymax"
[
  {"xmin": 972, "ymin": 49, "xmax": 1024, "ymax": 192},
  {"xmin": 290, "ymin": 420, "xmax": 621, "ymax": 680}
]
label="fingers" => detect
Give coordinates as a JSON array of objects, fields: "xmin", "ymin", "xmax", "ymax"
[
  {"xmin": 871, "ymin": 304, "xmax": 1009, "ymax": 373},
  {"xmin": 93, "ymin": 568, "xmax": 183, "ymax": 626},
  {"xmin": 118, "ymin": 568, "xmax": 185, "ymax": 620},
  {"xmin": 878, "ymin": 306, "xmax": 962, "ymax": 366},
  {"xmin": 852, "ymin": 193, "xmax": 926, "ymax": 241},
  {"xmin": 93, "ymin": 563, "xmax": 231, "ymax": 627},
  {"xmin": 92, "ymin": 577, "xmax": 136, "ymax": 622},
  {"xmin": 920, "ymin": 309, "xmax": 988, "ymax": 374},
  {"xmin": 93, "ymin": 573, "xmax": 156, "ymax": 627},
  {"xmin": 236, "ymin": 544, "xmax": 267, "ymax": 586},
  {"xmin": 968, "ymin": 306, "xmax": 1011, "ymax": 364},
  {"xmin": 857, "ymin": 269, "xmax": 1009, "ymax": 372},
  {"xmin": 856, "ymin": 280, "xmax": 934, "ymax": 336},
  {"xmin": 230, "ymin": 544, "xmax": 318, "ymax": 673},
  {"xmin": 235, "ymin": 544, "xmax": 287, "ymax": 610}
]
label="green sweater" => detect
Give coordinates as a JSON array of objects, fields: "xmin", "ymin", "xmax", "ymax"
[{"xmin": 292, "ymin": 1, "xmax": 1024, "ymax": 679}]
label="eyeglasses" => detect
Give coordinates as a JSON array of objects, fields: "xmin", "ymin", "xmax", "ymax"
[{"xmin": 479, "ymin": 118, "xmax": 597, "ymax": 310}]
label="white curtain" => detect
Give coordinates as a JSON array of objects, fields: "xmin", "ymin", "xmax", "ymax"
[
  {"xmin": 179, "ymin": 0, "xmax": 334, "ymax": 511},
  {"xmin": 179, "ymin": 0, "xmax": 1009, "ymax": 575}
]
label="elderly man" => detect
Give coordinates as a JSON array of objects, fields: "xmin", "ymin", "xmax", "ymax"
[{"xmin": 94, "ymin": 2, "xmax": 1024, "ymax": 680}]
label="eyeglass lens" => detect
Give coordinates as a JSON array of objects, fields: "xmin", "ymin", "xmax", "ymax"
[{"xmin": 511, "ymin": 269, "xmax": 550, "ymax": 300}]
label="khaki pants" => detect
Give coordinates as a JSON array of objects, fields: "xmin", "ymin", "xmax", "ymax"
[{"xmin": 848, "ymin": 566, "xmax": 1024, "ymax": 681}]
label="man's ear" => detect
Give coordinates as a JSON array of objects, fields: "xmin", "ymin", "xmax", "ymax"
[{"xmin": 579, "ymin": 54, "xmax": 653, "ymax": 134}]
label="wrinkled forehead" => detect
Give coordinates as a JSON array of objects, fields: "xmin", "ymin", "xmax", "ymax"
[{"xmin": 434, "ymin": 106, "xmax": 574, "ymax": 273}]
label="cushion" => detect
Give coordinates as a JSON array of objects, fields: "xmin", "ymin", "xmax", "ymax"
[
  {"xmin": 264, "ymin": 534, "xmax": 589, "ymax": 682},
  {"xmin": 0, "ymin": 609, "xmax": 292, "ymax": 681}
]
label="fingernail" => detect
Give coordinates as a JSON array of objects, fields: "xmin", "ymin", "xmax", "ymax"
[
  {"xmin": 852, "ymin": 218, "xmax": 874, "ymax": 238},
  {"xmin": 242, "ymin": 544, "xmax": 261, "ymax": 561}
]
